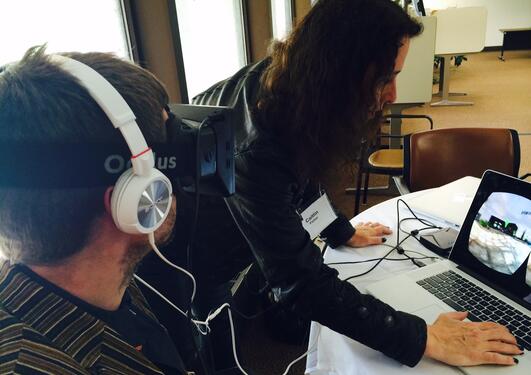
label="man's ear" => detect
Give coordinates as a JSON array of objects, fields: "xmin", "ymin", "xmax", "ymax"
[{"xmin": 103, "ymin": 186, "xmax": 114, "ymax": 216}]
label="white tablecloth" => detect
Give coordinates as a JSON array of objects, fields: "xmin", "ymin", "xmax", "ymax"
[{"xmin": 305, "ymin": 193, "xmax": 463, "ymax": 375}]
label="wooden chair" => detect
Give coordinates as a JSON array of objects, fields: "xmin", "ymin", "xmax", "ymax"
[
  {"xmin": 351, "ymin": 114, "xmax": 433, "ymax": 216},
  {"xmin": 396, "ymin": 127, "xmax": 520, "ymax": 193}
]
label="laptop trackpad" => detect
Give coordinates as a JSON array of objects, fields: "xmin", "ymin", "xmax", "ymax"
[{"xmin": 411, "ymin": 304, "xmax": 446, "ymax": 324}]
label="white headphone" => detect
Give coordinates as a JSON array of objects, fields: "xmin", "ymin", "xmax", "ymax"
[{"xmin": 51, "ymin": 55, "xmax": 173, "ymax": 235}]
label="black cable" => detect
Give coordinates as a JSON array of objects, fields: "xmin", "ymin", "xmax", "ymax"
[
  {"xmin": 342, "ymin": 200, "xmax": 406, "ymax": 281},
  {"xmin": 400, "ymin": 250, "xmax": 424, "ymax": 267},
  {"xmin": 342, "ymin": 198, "xmax": 444, "ymax": 281},
  {"xmin": 398, "ymin": 218, "xmax": 446, "ymax": 254},
  {"xmin": 326, "ymin": 252, "xmax": 439, "ymax": 266},
  {"xmin": 403, "ymin": 249, "xmax": 442, "ymax": 260},
  {"xmin": 397, "ymin": 198, "xmax": 442, "ymax": 227},
  {"xmin": 186, "ymin": 118, "xmax": 207, "ymax": 272},
  {"xmin": 343, "ymin": 245, "xmax": 403, "ymax": 281},
  {"xmin": 395, "ymin": 199, "xmax": 444, "ymax": 267},
  {"xmin": 394, "ymin": 199, "xmax": 423, "ymax": 268},
  {"xmin": 183, "ymin": 118, "xmax": 213, "ymax": 331},
  {"xmin": 398, "ymin": 218, "xmax": 440, "ymax": 234}
]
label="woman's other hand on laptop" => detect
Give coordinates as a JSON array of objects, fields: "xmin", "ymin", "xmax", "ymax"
[
  {"xmin": 424, "ymin": 311, "xmax": 522, "ymax": 366},
  {"xmin": 346, "ymin": 222, "xmax": 392, "ymax": 247}
]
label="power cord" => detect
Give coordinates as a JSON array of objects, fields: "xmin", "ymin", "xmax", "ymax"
[
  {"xmin": 137, "ymin": 235, "xmax": 251, "ymax": 373},
  {"xmin": 342, "ymin": 198, "xmax": 443, "ymax": 281},
  {"xmin": 342, "ymin": 240, "xmax": 407, "ymax": 281},
  {"xmin": 134, "ymin": 274, "xmax": 249, "ymax": 373},
  {"xmin": 326, "ymin": 250, "xmax": 439, "ymax": 266},
  {"xmin": 186, "ymin": 117, "xmax": 207, "ymax": 275},
  {"xmin": 396, "ymin": 247, "xmax": 425, "ymax": 268},
  {"xmin": 141, "ymin": 232, "xmax": 324, "ymax": 375},
  {"xmin": 170, "ymin": 115, "xmax": 208, "ymax": 311},
  {"xmin": 148, "ymin": 232, "xmax": 197, "ymax": 305}
]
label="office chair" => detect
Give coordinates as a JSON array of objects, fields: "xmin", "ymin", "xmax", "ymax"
[
  {"xmin": 350, "ymin": 114, "xmax": 433, "ymax": 216},
  {"xmin": 397, "ymin": 127, "xmax": 520, "ymax": 193}
]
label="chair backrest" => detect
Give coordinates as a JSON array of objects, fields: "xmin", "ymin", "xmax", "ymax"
[
  {"xmin": 404, "ymin": 128, "xmax": 520, "ymax": 192},
  {"xmin": 434, "ymin": 6, "xmax": 487, "ymax": 55}
]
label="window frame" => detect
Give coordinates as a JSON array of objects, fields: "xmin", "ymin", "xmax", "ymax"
[
  {"xmin": 120, "ymin": 0, "xmax": 141, "ymax": 63},
  {"xmin": 166, "ymin": 0, "xmax": 251, "ymax": 103},
  {"xmin": 270, "ymin": 0, "xmax": 295, "ymax": 41}
]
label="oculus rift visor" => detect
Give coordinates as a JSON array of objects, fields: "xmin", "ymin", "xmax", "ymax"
[{"xmin": 0, "ymin": 104, "xmax": 235, "ymax": 197}]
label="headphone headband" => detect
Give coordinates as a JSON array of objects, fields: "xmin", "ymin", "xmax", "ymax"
[
  {"xmin": 51, "ymin": 55, "xmax": 154, "ymax": 177},
  {"xmin": 49, "ymin": 55, "xmax": 172, "ymax": 234}
]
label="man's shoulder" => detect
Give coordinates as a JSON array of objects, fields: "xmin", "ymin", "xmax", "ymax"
[
  {"xmin": 127, "ymin": 279, "xmax": 160, "ymax": 322},
  {"xmin": 0, "ymin": 307, "xmax": 87, "ymax": 374},
  {"xmin": 0, "ymin": 306, "xmax": 44, "ymax": 344}
]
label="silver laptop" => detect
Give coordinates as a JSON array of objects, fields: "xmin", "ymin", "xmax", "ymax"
[
  {"xmin": 406, "ymin": 176, "xmax": 481, "ymax": 228},
  {"xmin": 367, "ymin": 170, "xmax": 531, "ymax": 374}
]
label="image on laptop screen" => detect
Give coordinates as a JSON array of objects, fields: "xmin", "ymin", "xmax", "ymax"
[
  {"xmin": 468, "ymin": 192, "xmax": 531, "ymax": 283},
  {"xmin": 450, "ymin": 171, "xmax": 531, "ymax": 308}
]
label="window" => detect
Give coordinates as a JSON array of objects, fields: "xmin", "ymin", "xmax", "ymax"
[
  {"xmin": 173, "ymin": 0, "xmax": 248, "ymax": 99},
  {"xmin": 0, "ymin": 0, "xmax": 131, "ymax": 66},
  {"xmin": 271, "ymin": 0, "xmax": 294, "ymax": 41}
]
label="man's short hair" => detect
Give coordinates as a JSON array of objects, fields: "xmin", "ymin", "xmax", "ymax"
[{"xmin": 0, "ymin": 46, "xmax": 169, "ymax": 265}]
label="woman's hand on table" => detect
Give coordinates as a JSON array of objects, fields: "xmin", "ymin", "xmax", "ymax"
[
  {"xmin": 425, "ymin": 311, "xmax": 522, "ymax": 366},
  {"xmin": 345, "ymin": 222, "xmax": 392, "ymax": 247}
]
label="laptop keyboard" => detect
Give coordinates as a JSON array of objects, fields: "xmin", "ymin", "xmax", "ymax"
[{"xmin": 417, "ymin": 270, "xmax": 531, "ymax": 351}]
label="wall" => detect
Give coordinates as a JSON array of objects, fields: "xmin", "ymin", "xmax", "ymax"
[
  {"xmin": 246, "ymin": 0, "xmax": 273, "ymax": 61},
  {"xmin": 131, "ymin": 0, "xmax": 183, "ymax": 102},
  {"xmin": 294, "ymin": 0, "xmax": 312, "ymax": 25},
  {"xmin": 246, "ymin": 0, "xmax": 313, "ymax": 61},
  {"xmin": 424, "ymin": 0, "xmax": 531, "ymax": 46}
]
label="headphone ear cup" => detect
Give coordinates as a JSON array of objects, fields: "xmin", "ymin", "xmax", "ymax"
[
  {"xmin": 111, "ymin": 168, "xmax": 172, "ymax": 234},
  {"xmin": 111, "ymin": 168, "xmax": 136, "ymax": 233}
]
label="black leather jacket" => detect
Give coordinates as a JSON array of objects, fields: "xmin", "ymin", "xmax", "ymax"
[{"xmin": 193, "ymin": 60, "xmax": 427, "ymax": 367}]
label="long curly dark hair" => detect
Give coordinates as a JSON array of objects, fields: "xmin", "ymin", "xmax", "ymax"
[{"xmin": 256, "ymin": 0, "xmax": 421, "ymax": 179}]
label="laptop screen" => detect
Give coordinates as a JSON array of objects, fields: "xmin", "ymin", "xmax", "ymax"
[{"xmin": 449, "ymin": 170, "xmax": 531, "ymax": 310}]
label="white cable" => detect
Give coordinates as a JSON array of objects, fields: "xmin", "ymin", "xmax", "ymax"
[
  {"xmin": 227, "ymin": 306, "xmax": 250, "ymax": 375},
  {"xmin": 138, "ymin": 235, "xmax": 249, "ymax": 372},
  {"xmin": 134, "ymin": 274, "xmax": 188, "ymax": 318},
  {"xmin": 148, "ymin": 232, "xmax": 196, "ymax": 304},
  {"xmin": 281, "ymin": 324, "xmax": 321, "ymax": 375},
  {"xmin": 201, "ymin": 303, "xmax": 250, "ymax": 375},
  {"xmin": 134, "ymin": 265, "xmax": 249, "ymax": 373},
  {"xmin": 133, "ymin": 274, "xmax": 209, "ymax": 335},
  {"xmin": 143, "ymin": 233, "xmax": 321, "ymax": 375},
  {"xmin": 200, "ymin": 302, "xmax": 321, "ymax": 375}
]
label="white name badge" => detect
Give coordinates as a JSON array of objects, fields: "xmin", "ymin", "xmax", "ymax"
[{"xmin": 300, "ymin": 193, "xmax": 337, "ymax": 240}]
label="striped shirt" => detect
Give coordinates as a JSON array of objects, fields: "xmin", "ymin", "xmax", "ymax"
[{"xmin": 0, "ymin": 260, "xmax": 181, "ymax": 374}]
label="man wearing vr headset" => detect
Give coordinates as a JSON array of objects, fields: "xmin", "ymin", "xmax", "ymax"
[{"xmin": 0, "ymin": 46, "xmax": 191, "ymax": 374}]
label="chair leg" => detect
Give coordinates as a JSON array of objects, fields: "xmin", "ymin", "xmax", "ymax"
[
  {"xmin": 362, "ymin": 170, "xmax": 370, "ymax": 204},
  {"xmin": 431, "ymin": 55, "xmax": 473, "ymax": 106},
  {"xmin": 354, "ymin": 167, "xmax": 364, "ymax": 217}
]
